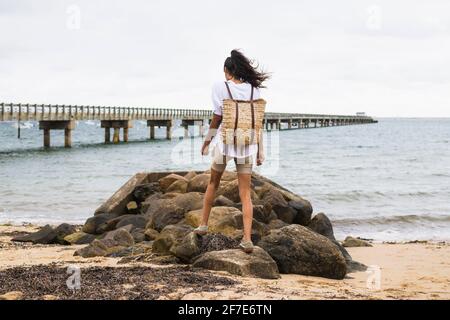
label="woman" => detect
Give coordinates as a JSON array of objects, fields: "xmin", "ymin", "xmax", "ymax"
[{"xmin": 194, "ymin": 49, "xmax": 270, "ymax": 253}]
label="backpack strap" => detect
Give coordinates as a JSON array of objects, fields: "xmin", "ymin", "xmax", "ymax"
[{"xmin": 224, "ymin": 81, "xmax": 239, "ymax": 145}]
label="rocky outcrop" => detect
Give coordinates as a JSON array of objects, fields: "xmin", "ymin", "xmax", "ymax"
[
  {"xmin": 258, "ymin": 225, "xmax": 347, "ymax": 279},
  {"xmin": 19, "ymin": 170, "xmax": 368, "ymax": 281},
  {"xmin": 193, "ymin": 247, "xmax": 280, "ymax": 279}
]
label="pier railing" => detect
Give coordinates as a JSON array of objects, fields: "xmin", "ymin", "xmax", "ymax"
[{"xmin": 0, "ymin": 103, "xmax": 374, "ymax": 122}]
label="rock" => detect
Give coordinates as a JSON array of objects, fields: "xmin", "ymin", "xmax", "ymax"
[
  {"xmin": 82, "ymin": 213, "xmax": 118, "ymax": 235},
  {"xmin": 221, "ymin": 171, "xmax": 238, "ymax": 181},
  {"xmin": 144, "ymin": 228, "xmax": 160, "ymax": 241},
  {"xmin": 259, "ymin": 187, "xmax": 296, "ymax": 224},
  {"xmin": 147, "ymin": 202, "xmax": 185, "ymax": 232},
  {"xmin": 308, "ymin": 213, "xmax": 336, "ymax": 240},
  {"xmin": 74, "ymin": 239, "xmax": 108, "ymax": 257},
  {"xmin": 166, "ymin": 179, "xmax": 188, "ymax": 193},
  {"xmin": 289, "ymin": 199, "xmax": 313, "ymax": 226},
  {"xmin": 193, "ymin": 247, "xmax": 280, "ymax": 279},
  {"xmin": 115, "ymin": 215, "xmax": 148, "ymax": 230},
  {"xmin": 251, "ymin": 205, "xmax": 274, "ymax": 224},
  {"xmin": 216, "ymin": 179, "xmax": 258, "ymax": 203},
  {"xmin": 145, "ymin": 192, "xmax": 203, "ymax": 231},
  {"xmin": 170, "ymin": 232, "xmax": 201, "ymax": 263},
  {"xmin": 42, "ymin": 295, "xmax": 58, "ymax": 300},
  {"xmin": 54, "ymin": 223, "xmax": 78, "ymax": 244},
  {"xmin": 342, "ymin": 236, "xmax": 373, "ymax": 247},
  {"xmin": 12, "ymin": 225, "xmax": 56, "ymax": 244},
  {"xmin": 258, "ymin": 225, "xmax": 347, "ymax": 279},
  {"xmin": 95, "ymin": 172, "xmax": 148, "ymax": 215},
  {"xmin": 184, "ymin": 171, "xmax": 197, "ymax": 180},
  {"xmin": 103, "ymin": 227, "xmax": 135, "ymax": 246},
  {"xmin": 133, "ymin": 182, "xmax": 161, "ymax": 202},
  {"xmin": 187, "ymin": 173, "xmax": 210, "ymax": 192},
  {"xmin": 231, "ymin": 229, "xmax": 264, "ymax": 244},
  {"xmin": 198, "ymin": 233, "xmax": 239, "ymax": 254},
  {"xmin": 159, "ymin": 174, "xmax": 187, "ymax": 192},
  {"xmin": 0, "ymin": 291, "xmax": 23, "ymax": 300},
  {"xmin": 131, "ymin": 228, "xmax": 146, "ymax": 243},
  {"xmin": 152, "ymin": 224, "xmax": 193, "ymax": 255},
  {"xmin": 267, "ymin": 219, "xmax": 288, "ymax": 230},
  {"xmin": 126, "ymin": 201, "xmax": 139, "ymax": 214},
  {"xmin": 213, "ymin": 195, "xmax": 235, "ymax": 207},
  {"xmin": 75, "ymin": 229, "xmax": 134, "ymax": 258},
  {"xmin": 64, "ymin": 232, "xmax": 96, "ymax": 245}
]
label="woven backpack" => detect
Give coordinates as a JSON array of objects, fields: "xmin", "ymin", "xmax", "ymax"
[{"xmin": 221, "ymin": 81, "xmax": 266, "ymax": 146}]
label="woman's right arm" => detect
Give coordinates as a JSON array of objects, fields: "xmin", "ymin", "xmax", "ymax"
[{"xmin": 201, "ymin": 113, "xmax": 222, "ymax": 155}]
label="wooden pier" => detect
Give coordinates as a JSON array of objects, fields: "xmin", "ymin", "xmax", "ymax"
[{"xmin": 0, "ymin": 103, "xmax": 377, "ymax": 148}]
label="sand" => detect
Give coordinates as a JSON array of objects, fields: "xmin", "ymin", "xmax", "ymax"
[{"xmin": 0, "ymin": 224, "xmax": 449, "ymax": 300}]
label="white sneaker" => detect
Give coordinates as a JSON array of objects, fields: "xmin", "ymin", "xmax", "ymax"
[
  {"xmin": 193, "ymin": 225, "xmax": 208, "ymax": 236},
  {"xmin": 239, "ymin": 240, "xmax": 254, "ymax": 253}
]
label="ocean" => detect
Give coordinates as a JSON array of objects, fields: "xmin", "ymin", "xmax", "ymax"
[{"xmin": 0, "ymin": 118, "xmax": 449, "ymax": 241}]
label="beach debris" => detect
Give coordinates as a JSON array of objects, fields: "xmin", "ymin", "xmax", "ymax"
[
  {"xmin": 198, "ymin": 233, "xmax": 239, "ymax": 254},
  {"xmin": 0, "ymin": 265, "xmax": 238, "ymax": 300},
  {"xmin": 193, "ymin": 247, "xmax": 280, "ymax": 279},
  {"xmin": 342, "ymin": 236, "xmax": 373, "ymax": 247},
  {"xmin": 0, "ymin": 291, "xmax": 23, "ymax": 300},
  {"xmin": 258, "ymin": 224, "xmax": 347, "ymax": 279}
]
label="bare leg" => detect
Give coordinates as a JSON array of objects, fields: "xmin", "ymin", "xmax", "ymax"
[
  {"xmin": 238, "ymin": 173, "xmax": 253, "ymax": 242},
  {"xmin": 200, "ymin": 168, "xmax": 223, "ymax": 226}
]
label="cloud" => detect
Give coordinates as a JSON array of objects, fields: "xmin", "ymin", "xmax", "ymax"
[{"xmin": 0, "ymin": 0, "xmax": 449, "ymax": 116}]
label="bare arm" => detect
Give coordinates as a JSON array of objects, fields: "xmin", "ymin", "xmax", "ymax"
[{"xmin": 201, "ymin": 114, "xmax": 222, "ymax": 155}]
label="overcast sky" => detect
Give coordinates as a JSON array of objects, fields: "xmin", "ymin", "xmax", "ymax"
[{"xmin": 0, "ymin": 0, "xmax": 449, "ymax": 117}]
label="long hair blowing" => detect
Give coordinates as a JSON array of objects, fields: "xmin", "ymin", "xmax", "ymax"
[{"xmin": 224, "ymin": 49, "xmax": 270, "ymax": 88}]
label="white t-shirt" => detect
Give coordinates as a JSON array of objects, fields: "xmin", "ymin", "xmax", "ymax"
[{"xmin": 210, "ymin": 80, "xmax": 261, "ymax": 158}]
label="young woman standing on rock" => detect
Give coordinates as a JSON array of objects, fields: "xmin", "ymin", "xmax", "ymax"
[{"xmin": 194, "ymin": 49, "xmax": 270, "ymax": 253}]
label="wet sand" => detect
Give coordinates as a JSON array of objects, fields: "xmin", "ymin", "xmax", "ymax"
[{"xmin": 0, "ymin": 225, "xmax": 449, "ymax": 300}]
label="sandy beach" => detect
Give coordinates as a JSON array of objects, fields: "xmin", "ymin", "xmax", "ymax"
[{"xmin": 0, "ymin": 224, "xmax": 448, "ymax": 300}]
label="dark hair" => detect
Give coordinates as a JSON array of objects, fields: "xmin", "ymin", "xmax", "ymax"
[{"xmin": 224, "ymin": 49, "xmax": 270, "ymax": 88}]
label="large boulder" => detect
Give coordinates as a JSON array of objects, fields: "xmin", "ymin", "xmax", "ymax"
[
  {"xmin": 187, "ymin": 173, "xmax": 210, "ymax": 193},
  {"xmin": 12, "ymin": 225, "xmax": 56, "ymax": 244},
  {"xmin": 308, "ymin": 212, "xmax": 336, "ymax": 240},
  {"xmin": 193, "ymin": 247, "xmax": 280, "ymax": 279},
  {"xmin": 152, "ymin": 224, "xmax": 193, "ymax": 255},
  {"xmin": 267, "ymin": 219, "xmax": 288, "ymax": 230},
  {"xmin": 258, "ymin": 225, "xmax": 347, "ymax": 279},
  {"xmin": 289, "ymin": 199, "xmax": 313, "ymax": 226},
  {"xmin": 54, "ymin": 224, "xmax": 78, "ymax": 244},
  {"xmin": 259, "ymin": 187, "xmax": 296, "ymax": 224},
  {"xmin": 159, "ymin": 174, "xmax": 187, "ymax": 192},
  {"xmin": 82, "ymin": 213, "xmax": 118, "ymax": 235},
  {"xmin": 185, "ymin": 206, "xmax": 238, "ymax": 229}
]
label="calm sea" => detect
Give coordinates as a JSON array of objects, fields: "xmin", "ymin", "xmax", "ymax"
[{"xmin": 1, "ymin": 118, "xmax": 449, "ymax": 241}]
